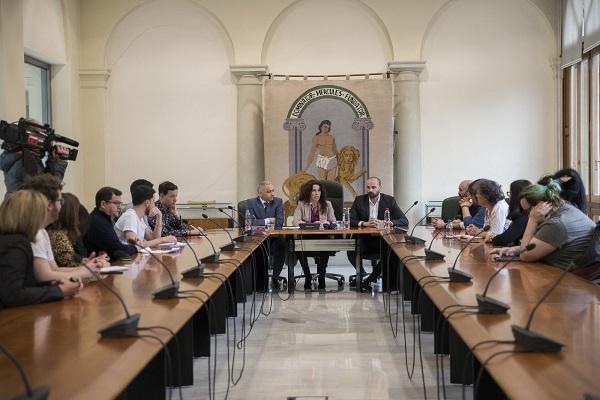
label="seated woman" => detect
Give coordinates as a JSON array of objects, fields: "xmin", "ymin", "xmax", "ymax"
[
  {"xmin": 491, "ymin": 179, "xmax": 531, "ymax": 246},
  {"xmin": 466, "ymin": 179, "xmax": 509, "ymax": 241},
  {"xmin": 552, "ymin": 168, "xmax": 587, "ymax": 212},
  {"xmin": 0, "ymin": 190, "xmax": 81, "ymax": 307},
  {"xmin": 292, "ymin": 180, "xmax": 336, "ymax": 290},
  {"xmin": 48, "ymin": 193, "xmax": 88, "ymax": 267},
  {"xmin": 490, "ymin": 180, "xmax": 595, "ymax": 270}
]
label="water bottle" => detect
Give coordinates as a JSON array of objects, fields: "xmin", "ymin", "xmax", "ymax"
[
  {"xmin": 343, "ymin": 208, "xmax": 350, "ymax": 229},
  {"xmin": 445, "ymin": 219, "xmax": 454, "ymax": 239},
  {"xmin": 372, "ymin": 277, "xmax": 383, "ymax": 293},
  {"xmin": 383, "ymin": 208, "xmax": 391, "ymax": 231},
  {"xmin": 244, "ymin": 209, "xmax": 252, "ymax": 232}
]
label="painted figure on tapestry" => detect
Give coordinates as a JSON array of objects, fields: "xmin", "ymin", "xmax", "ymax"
[
  {"xmin": 303, "ymin": 120, "xmax": 338, "ymax": 181},
  {"xmin": 336, "ymin": 145, "xmax": 367, "ymax": 198}
]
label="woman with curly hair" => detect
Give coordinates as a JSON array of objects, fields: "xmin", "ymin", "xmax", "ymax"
[
  {"xmin": 466, "ymin": 179, "xmax": 509, "ymax": 241},
  {"xmin": 490, "ymin": 179, "xmax": 595, "ymax": 270}
]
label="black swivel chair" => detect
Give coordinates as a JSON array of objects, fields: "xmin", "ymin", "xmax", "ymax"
[
  {"xmin": 440, "ymin": 196, "xmax": 460, "ymax": 222},
  {"xmin": 293, "ymin": 180, "xmax": 346, "ymax": 288}
]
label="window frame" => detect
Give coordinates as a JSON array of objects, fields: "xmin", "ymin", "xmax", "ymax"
[{"xmin": 24, "ymin": 55, "xmax": 52, "ymax": 125}]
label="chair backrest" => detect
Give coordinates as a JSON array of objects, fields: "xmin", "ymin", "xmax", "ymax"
[
  {"xmin": 573, "ymin": 222, "xmax": 600, "ymax": 282},
  {"xmin": 317, "ymin": 180, "xmax": 343, "ymax": 220},
  {"xmin": 441, "ymin": 196, "xmax": 460, "ymax": 222},
  {"xmin": 237, "ymin": 200, "xmax": 248, "ymax": 228}
]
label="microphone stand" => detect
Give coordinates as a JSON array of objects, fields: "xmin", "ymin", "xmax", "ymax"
[
  {"xmin": 128, "ymin": 239, "xmax": 180, "ymax": 299},
  {"xmin": 218, "ymin": 208, "xmax": 247, "ymax": 243},
  {"xmin": 188, "ymin": 224, "xmax": 221, "ymax": 264},
  {"xmin": 446, "ymin": 226, "xmax": 490, "ymax": 282},
  {"xmin": 476, "ymin": 243, "xmax": 536, "ymax": 314},
  {"xmin": 202, "ymin": 213, "xmax": 239, "ymax": 251},
  {"xmin": 404, "ymin": 208, "xmax": 436, "ymax": 245},
  {"xmin": 0, "ymin": 342, "xmax": 51, "ymax": 400},
  {"xmin": 404, "ymin": 200, "xmax": 419, "ymax": 215},
  {"xmin": 424, "ymin": 228, "xmax": 446, "ymax": 261},
  {"xmin": 511, "ymin": 262, "xmax": 575, "ymax": 352}
]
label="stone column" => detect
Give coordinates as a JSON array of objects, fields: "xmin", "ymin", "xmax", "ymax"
[
  {"xmin": 231, "ymin": 65, "xmax": 268, "ymax": 202},
  {"xmin": 0, "ymin": 0, "xmax": 25, "ymax": 121},
  {"xmin": 79, "ymin": 68, "xmax": 110, "ymax": 208},
  {"xmin": 388, "ymin": 61, "xmax": 426, "ymax": 225}
]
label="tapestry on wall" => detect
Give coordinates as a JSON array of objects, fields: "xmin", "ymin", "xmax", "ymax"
[{"xmin": 264, "ymin": 79, "xmax": 393, "ymax": 219}]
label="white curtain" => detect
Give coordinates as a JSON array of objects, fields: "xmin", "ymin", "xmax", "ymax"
[
  {"xmin": 562, "ymin": 0, "xmax": 583, "ymax": 68},
  {"xmin": 583, "ymin": 0, "xmax": 600, "ymax": 53}
]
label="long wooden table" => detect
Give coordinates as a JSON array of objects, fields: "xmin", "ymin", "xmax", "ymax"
[
  {"xmin": 382, "ymin": 226, "xmax": 600, "ymax": 400},
  {"xmin": 0, "ymin": 230, "xmax": 265, "ymax": 400}
]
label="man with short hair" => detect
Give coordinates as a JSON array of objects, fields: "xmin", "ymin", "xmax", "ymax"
[
  {"xmin": 148, "ymin": 181, "xmax": 203, "ymax": 237},
  {"xmin": 22, "ymin": 174, "xmax": 103, "ymax": 283},
  {"xmin": 114, "ymin": 184, "xmax": 176, "ymax": 248},
  {"xmin": 347, "ymin": 177, "xmax": 408, "ymax": 290},
  {"xmin": 245, "ymin": 180, "xmax": 286, "ymax": 289},
  {"xmin": 84, "ymin": 186, "xmax": 137, "ymax": 259},
  {"xmin": 431, "ymin": 179, "xmax": 484, "ymax": 229}
]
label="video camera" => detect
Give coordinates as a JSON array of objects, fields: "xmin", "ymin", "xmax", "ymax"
[{"xmin": 0, "ymin": 118, "xmax": 79, "ymax": 161}]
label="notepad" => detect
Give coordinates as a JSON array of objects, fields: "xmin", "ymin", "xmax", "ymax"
[{"xmin": 100, "ymin": 266, "xmax": 129, "ymax": 273}]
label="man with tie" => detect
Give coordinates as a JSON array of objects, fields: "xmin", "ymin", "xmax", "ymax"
[
  {"xmin": 347, "ymin": 176, "xmax": 408, "ymax": 291},
  {"xmin": 245, "ymin": 181, "xmax": 286, "ymax": 290}
]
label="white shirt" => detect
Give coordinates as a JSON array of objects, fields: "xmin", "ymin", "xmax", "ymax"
[
  {"xmin": 114, "ymin": 208, "xmax": 148, "ymax": 244},
  {"xmin": 369, "ymin": 194, "xmax": 380, "ymax": 220},
  {"xmin": 259, "ymin": 198, "xmax": 272, "ymax": 225},
  {"xmin": 485, "ymin": 200, "xmax": 510, "ymax": 237},
  {"xmin": 31, "ymin": 229, "xmax": 54, "ymax": 261}
]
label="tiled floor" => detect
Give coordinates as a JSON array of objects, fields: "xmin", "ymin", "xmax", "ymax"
[{"xmin": 181, "ymin": 256, "xmax": 471, "ymax": 400}]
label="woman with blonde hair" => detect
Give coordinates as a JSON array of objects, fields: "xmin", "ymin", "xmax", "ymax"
[
  {"xmin": 0, "ymin": 190, "xmax": 80, "ymax": 307},
  {"xmin": 490, "ymin": 180, "xmax": 595, "ymax": 270}
]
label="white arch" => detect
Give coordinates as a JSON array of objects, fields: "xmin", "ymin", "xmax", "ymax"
[
  {"xmin": 261, "ymin": 0, "xmax": 394, "ymax": 70},
  {"xmin": 104, "ymin": 0, "xmax": 235, "ymax": 69},
  {"xmin": 420, "ymin": 0, "xmax": 556, "ymax": 59}
]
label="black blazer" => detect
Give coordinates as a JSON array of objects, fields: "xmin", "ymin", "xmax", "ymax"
[
  {"xmin": 349, "ymin": 193, "xmax": 408, "ymax": 228},
  {"xmin": 0, "ymin": 233, "xmax": 63, "ymax": 308}
]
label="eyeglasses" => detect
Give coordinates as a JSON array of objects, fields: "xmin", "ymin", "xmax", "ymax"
[
  {"xmin": 55, "ymin": 198, "xmax": 64, "ymax": 205},
  {"xmin": 506, "ymin": 191, "xmax": 511, "ymax": 197},
  {"xmin": 108, "ymin": 201, "xmax": 123, "ymax": 207}
]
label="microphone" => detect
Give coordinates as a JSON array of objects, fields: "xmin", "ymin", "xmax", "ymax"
[
  {"xmin": 0, "ymin": 342, "xmax": 51, "ymax": 400},
  {"xmin": 188, "ymin": 224, "xmax": 221, "ymax": 265},
  {"xmin": 128, "ymin": 239, "xmax": 180, "ymax": 299},
  {"xmin": 404, "ymin": 208, "xmax": 436, "ymax": 245},
  {"xmin": 179, "ymin": 233, "xmax": 205, "ymax": 279},
  {"xmin": 424, "ymin": 228, "xmax": 446, "ymax": 261},
  {"xmin": 218, "ymin": 208, "xmax": 247, "ymax": 243},
  {"xmin": 201, "ymin": 213, "xmax": 239, "ymax": 251},
  {"xmin": 511, "ymin": 262, "xmax": 575, "ymax": 352},
  {"xmin": 78, "ymin": 262, "xmax": 141, "ymax": 338},
  {"xmin": 447, "ymin": 225, "xmax": 490, "ymax": 282},
  {"xmin": 476, "ymin": 243, "xmax": 536, "ymax": 314},
  {"xmin": 404, "ymin": 200, "xmax": 419, "ymax": 215}
]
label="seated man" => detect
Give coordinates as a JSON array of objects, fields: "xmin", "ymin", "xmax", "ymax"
[
  {"xmin": 347, "ymin": 177, "xmax": 408, "ymax": 290},
  {"xmin": 148, "ymin": 181, "xmax": 202, "ymax": 237},
  {"xmin": 84, "ymin": 186, "xmax": 137, "ymax": 259},
  {"xmin": 432, "ymin": 179, "xmax": 484, "ymax": 229},
  {"xmin": 114, "ymin": 184, "xmax": 176, "ymax": 248},
  {"xmin": 245, "ymin": 180, "xmax": 286, "ymax": 289}
]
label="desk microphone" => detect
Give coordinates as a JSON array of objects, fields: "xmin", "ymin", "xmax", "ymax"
[
  {"xmin": 179, "ymin": 233, "xmax": 205, "ymax": 279},
  {"xmin": 202, "ymin": 213, "xmax": 239, "ymax": 251},
  {"xmin": 218, "ymin": 208, "xmax": 247, "ymax": 242},
  {"xmin": 447, "ymin": 225, "xmax": 490, "ymax": 282},
  {"xmin": 404, "ymin": 200, "xmax": 419, "ymax": 215},
  {"xmin": 511, "ymin": 262, "xmax": 575, "ymax": 352},
  {"xmin": 78, "ymin": 262, "xmax": 141, "ymax": 338},
  {"xmin": 128, "ymin": 239, "xmax": 180, "ymax": 299},
  {"xmin": 404, "ymin": 208, "xmax": 436, "ymax": 245},
  {"xmin": 0, "ymin": 342, "xmax": 50, "ymax": 400},
  {"xmin": 189, "ymin": 224, "xmax": 220, "ymax": 264},
  {"xmin": 476, "ymin": 243, "xmax": 536, "ymax": 314},
  {"xmin": 424, "ymin": 229, "xmax": 446, "ymax": 261}
]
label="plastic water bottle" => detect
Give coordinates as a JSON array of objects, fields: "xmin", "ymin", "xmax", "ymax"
[
  {"xmin": 343, "ymin": 208, "xmax": 350, "ymax": 229},
  {"xmin": 383, "ymin": 208, "xmax": 391, "ymax": 231},
  {"xmin": 372, "ymin": 277, "xmax": 383, "ymax": 293},
  {"xmin": 445, "ymin": 219, "xmax": 454, "ymax": 239},
  {"xmin": 244, "ymin": 209, "xmax": 252, "ymax": 232}
]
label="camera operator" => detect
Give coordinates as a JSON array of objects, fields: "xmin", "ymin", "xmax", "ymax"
[{"xmin": 0, "ymin": 118, "xmax": 70, "ymax": 196}]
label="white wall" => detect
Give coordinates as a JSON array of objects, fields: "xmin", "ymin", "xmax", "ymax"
[
  {"xmin": 105, "ymin": 0, "xmax": 236, "ymax": 203},
  {"xmin": 420, "ymin": 0, "xmax": 557, "ymax": 201},
  {"xmin": 22, "ymin": 0, "xmax": 66, "ymax": 64}
]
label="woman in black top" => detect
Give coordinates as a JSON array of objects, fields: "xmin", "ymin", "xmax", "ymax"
[
  {"xmin": 0, "ymin": 190, "xmax": 80, "ymax": 307},
  {"xmin": 491, "ymin": 179, "xmax": 531, "ymax": 246}
]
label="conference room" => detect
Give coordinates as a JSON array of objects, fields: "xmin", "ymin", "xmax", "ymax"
[{"xmin": 0, "ymin": 0, "xmax": 599, "ymax": 399}]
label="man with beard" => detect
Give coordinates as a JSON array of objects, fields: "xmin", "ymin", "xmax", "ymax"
[{"xmin": 347, "ymin": 177, "xmax": 408, "ymax": 291}]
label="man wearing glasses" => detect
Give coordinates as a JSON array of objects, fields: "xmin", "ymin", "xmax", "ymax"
[{"xmin": 84, "ymin": 186, "xmax": 137, "ymax": 259}]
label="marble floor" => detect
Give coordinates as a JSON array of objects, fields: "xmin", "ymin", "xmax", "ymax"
[{"xmin": 181, "ymin": 256, "xmax": 471, "ymax": 400}]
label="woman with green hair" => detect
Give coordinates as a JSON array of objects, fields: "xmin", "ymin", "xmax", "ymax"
[{"xmin": 490, "ymin": 179, "xmax": 594, "ymax": 270}]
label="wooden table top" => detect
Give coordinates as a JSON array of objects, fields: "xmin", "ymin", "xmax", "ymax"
[
  {"xmin": 0, "ymin": 231, "xmax": 264, "ymax": 400},
  {"xmin": 268, "ymin": 227, "xmax": 381, "ymax": 236},
  {"xmin": 383, "ymin": 226, "xmax": 600, "ymax": 400}
]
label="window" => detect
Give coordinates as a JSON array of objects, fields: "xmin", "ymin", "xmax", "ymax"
[{"xmin": 24, "ymin": 56, "xmax": 51, "ymax": 125}]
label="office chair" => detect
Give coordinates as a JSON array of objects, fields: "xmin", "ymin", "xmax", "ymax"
[{"xmin": 440, "ymin": 196, "xmax": 460, "ymax": 222}]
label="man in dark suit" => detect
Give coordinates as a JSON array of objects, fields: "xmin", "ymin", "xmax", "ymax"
[
  {"xmin": 347, "ymin": 176, "xmax": 408, "ymax": 290},
  {"xmin": 245, "ymin": 181, "xmax": 286, "ymax": 289}
]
